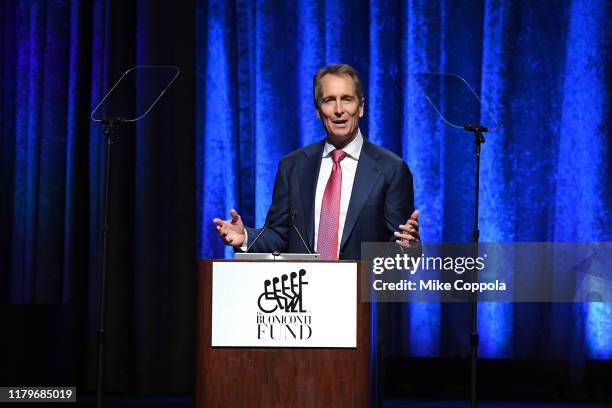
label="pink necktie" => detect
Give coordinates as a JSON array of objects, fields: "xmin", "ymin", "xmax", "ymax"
[{"xmin": 317, "ymin": 149, "xmax": 347, "ymax": 260}]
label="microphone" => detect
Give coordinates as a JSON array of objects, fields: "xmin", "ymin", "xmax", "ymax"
[
  {"xmin": 289, "ymin": 209, "xmax": 313, "ymax": 254},
  {"xmin": 245, "ymin": 206, "xmax": 276, "ymax": 253}
]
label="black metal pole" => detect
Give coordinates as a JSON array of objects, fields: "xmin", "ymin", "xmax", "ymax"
[
  {"xmin": 464, "ymin": 125, "xmax": 486, "ymax": 408},
  {"xmin": 96, "ymin": 119, "xmax": 117, "ymax": 408}
]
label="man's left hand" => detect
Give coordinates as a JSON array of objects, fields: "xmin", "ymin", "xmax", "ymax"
[{"xmin": 394, "ymin": 209, "xmax": 420, "ymax": 247}]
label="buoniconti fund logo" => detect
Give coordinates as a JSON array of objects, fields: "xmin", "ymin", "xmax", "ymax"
[{"xmin": 256, "ymin": 269, "xmax": 313, "ymax": 341}]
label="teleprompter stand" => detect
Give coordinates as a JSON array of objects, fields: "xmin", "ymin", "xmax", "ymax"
[
  {"xmin": 415, "ymin": 73, "xmax": 499, "ymax": 408},
  {"xmin": 90, "ymin": 66, "xmax": 179, "ymax": 408},
  {"xmin": 464, "ymin": 123, "xmax": 487, "ymax": 408}
]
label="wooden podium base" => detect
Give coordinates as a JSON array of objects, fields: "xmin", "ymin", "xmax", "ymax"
[{"xmin": 195, "ymin": 260, "xmax": 370, "ymax": 407}]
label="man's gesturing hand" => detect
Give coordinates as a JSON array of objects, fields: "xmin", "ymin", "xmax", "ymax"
[
  {"xmin": 394, "ymin": 209, "xmax": 420, "ymax": 248},
  {"xmin": 213, "ymin": 209, "xmax": 246, "ymax": 247}
]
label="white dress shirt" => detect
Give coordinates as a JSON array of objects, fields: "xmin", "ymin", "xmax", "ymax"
[
  {"xmin": 314, "ymin": 130, "xmax": 363, "ymax": 257},
  {"xmin": 242, "ymin": 130, "xmax": 364, "ymax": 255}
]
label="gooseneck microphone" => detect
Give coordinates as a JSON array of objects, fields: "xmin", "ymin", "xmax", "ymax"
[
  {"xmin": 290, "ymin": 209, "xmax": 313, "ymax": 254},
  {"xmin": 245, "ymin": 206, "xmax": 276, "ymax": 253}
]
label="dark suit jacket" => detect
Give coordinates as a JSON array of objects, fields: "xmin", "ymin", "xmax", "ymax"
[{"xmin": 245, "ymin": 138, "xmax": 415, "ymax": 260}]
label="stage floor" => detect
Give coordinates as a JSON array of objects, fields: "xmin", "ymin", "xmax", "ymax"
[
  {"xmin": 384, "ymin": 400, "xmax": 610, "ymax": 408},
  {"xmin": 44, "ymin": 395, "xmax": 610, "ymax": 408}
]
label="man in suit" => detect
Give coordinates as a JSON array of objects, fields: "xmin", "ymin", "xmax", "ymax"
[{"xmin": 214, "ymin": 64, "xmax": 419, "ymax": 260}]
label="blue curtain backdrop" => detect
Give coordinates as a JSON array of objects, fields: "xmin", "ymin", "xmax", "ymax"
[
  {"xmin": 1, "ymin": 0, "xmax": 610, "ymax": 395},
  {"xmin": 195, "ymin": 0, "xmax": 611, "ymax": 360}
]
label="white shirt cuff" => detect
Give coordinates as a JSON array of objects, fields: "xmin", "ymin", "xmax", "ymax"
[{"xmin": 239, "ymin": 228, "xmax": 249, "ymax": 252}]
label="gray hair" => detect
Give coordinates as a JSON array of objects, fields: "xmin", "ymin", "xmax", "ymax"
[{"xmin": 313, "ymin": 64, "xmax": 364, "ymax": 108}]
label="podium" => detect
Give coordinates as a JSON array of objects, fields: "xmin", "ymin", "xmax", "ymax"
[{"xmin": 195, "ymin": 260, "xmax": 371, "ymax": 407}]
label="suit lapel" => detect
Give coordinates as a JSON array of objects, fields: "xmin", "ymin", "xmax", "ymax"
[
  {"xmin": 299, "ymin": 141, "xmax": 324, "ymax": 249},
  {"xmin": 340, "ymin": 140, "xmax": 381, "ymax": 251}
]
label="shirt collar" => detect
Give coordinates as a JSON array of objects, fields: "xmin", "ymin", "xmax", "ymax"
[{"xmin": 322, "ymin": 129, "xmax": 363, "ymax": 160}]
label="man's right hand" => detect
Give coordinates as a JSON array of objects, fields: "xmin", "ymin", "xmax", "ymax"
[{"xmin": 213, "ymin": 209, "xmax": 246, "ymax": 247}]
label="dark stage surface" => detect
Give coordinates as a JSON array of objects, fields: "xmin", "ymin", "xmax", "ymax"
[
  {"xmin": 385, "ymin": 402, "xmax": 610, "ymax": 408},
  {"xmin": 8, "ymin": 395, "xmax": 609, "ymax": 408}
]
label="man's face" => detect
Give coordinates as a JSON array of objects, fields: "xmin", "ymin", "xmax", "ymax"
[{"xmin": 316, "ymin": 74, "xmax": 364, "ymax": 148}]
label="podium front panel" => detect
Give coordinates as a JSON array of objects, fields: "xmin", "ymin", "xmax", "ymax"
[{"xmin": 212, "ymin": 261, "xmax": 357, "ymax": 348}]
